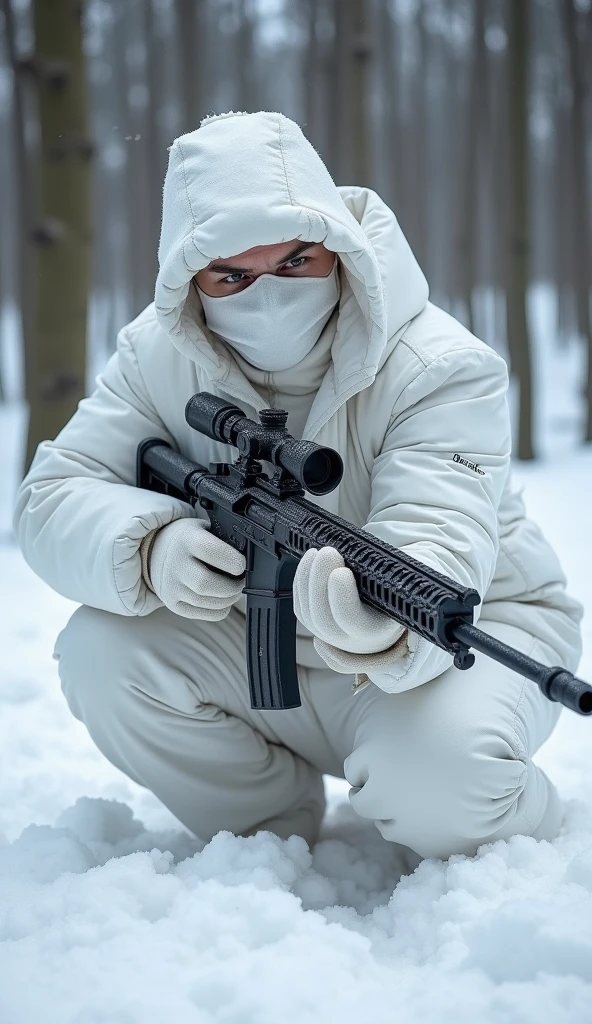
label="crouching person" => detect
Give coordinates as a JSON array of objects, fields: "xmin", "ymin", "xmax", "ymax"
[{"xmin": 15, "ymin": 112, "xmax": 583, "ymax": 861}]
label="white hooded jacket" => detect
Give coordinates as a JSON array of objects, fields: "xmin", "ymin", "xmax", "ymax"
[{"xmin": 14, "ymin": 111, "xmax": 583, "ymax": 692}]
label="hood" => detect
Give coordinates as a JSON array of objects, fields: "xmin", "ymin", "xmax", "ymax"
[{"xmin": 155, "ymin": 110, "xmax": 428, "ymax": 430}]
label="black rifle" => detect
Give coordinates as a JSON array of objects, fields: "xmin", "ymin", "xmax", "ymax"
[{"xmin": 137, "ymin": 392, "xmax": 592, "ymax": 717}]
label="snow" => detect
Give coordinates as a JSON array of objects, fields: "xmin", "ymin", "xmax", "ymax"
[{"xmin": 2, "ymin": 419, "xmax": 592, "ymax": 1021}]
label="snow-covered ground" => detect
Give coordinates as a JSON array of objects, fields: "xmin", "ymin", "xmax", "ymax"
[{"xmin": 1, "ymin": 297, "xmax": 592, "ymax": 1021}]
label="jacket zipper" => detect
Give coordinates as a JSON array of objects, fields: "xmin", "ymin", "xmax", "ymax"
[
  {"xmin": 352, "ymin": 673, "xmax": 371, "ymax": 695},
  {"xmin": 264, "ymin": 371, "xmax": 276, "ymax": 409}
]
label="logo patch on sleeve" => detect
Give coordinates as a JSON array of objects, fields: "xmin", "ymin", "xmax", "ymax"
[{"xmin": 453, "ymin": 453, "xmax": 485, "ymax": 475}]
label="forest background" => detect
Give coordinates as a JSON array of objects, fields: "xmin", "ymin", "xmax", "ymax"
[{"xmin": 0, "ymin": 0, "xmax": 591, "ymax": 477}]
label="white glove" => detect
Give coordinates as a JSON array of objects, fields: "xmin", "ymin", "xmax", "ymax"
[
  {"xmin": 142, "ymin": 518, "xmax": 246, "ymax": 620},
  {"xmin": 292, "ymin": 546, "xmax": 410, "ymax": 675}
]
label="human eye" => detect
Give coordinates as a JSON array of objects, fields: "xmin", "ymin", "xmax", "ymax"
[
  {"xmin": 222, "ymin": 272, "xmax": 247, "ymax": 284},
  {"xmin": 283, "ymin": 256, "xmax": 309, "ymax": 270}
]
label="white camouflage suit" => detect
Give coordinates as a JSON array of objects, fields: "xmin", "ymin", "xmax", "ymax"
[{"xmin": 15, "ymin": 112, "xmax": 583, "ymax": 861}]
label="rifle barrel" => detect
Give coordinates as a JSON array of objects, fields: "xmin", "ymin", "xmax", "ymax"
[{"xmin": 453, "ymin": 621, "xmax": 592, "ymax": 716}]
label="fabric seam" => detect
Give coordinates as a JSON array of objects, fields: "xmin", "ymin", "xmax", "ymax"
[
  {"xmin": 277, "ymin": 116, "xmax": 295, "ymax": 206},
  {"xmin": 177, "ymin": 138, "xmax": 198, "ymax": 232},
  {"xmin": 497, "ymin": 538, "xmax": 531, "ymax": 593},
  {"xmin": 385, "ymin": 346, "xmax": 506, "ymax": 432}
]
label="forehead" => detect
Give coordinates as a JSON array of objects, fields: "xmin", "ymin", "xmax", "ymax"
[
  {"xmin": 206, "ymin": 239, "xmax": 325, "ymax": 268},
  {"xmin": 225, "ymin": 240, "xmax": 300, "ymax": 261}
]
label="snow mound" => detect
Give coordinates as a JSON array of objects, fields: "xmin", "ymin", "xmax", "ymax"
[{"xmin": 2, "ymin": 795, "xmax": 592, "ymax": 1023}]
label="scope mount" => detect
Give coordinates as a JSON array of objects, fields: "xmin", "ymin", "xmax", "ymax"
[
  {"xmin": 185, "ymin": 392, "xmax": 343, "ymax": 498},
  {"xmin": 229, "ymin": 407, "xmax": 305, "ymax": 499}
]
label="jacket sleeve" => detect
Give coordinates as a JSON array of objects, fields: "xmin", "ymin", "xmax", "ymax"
[
  {"xmin": 360, "ymin": 345, "xmax": 511, "ymax": 693},
  {"xmin": 13, "ymin": 326, "xmax": 197, "ymax": 615}
]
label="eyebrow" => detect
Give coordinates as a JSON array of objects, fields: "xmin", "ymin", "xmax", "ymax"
[{"xmin": 208, "ymin": 241, "xmax": 317, "ymax": 276}]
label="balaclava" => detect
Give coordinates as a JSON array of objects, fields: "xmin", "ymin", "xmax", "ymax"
[{"xmin": 196, "ymin": 261, "xmax": 341, "ymax": 371}]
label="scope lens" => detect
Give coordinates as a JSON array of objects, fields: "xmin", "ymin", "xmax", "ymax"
[{"xmin": 301, "ymin": 450, "xmax": 342, "ymax": 495}]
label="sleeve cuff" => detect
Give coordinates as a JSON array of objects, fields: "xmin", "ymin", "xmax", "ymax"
[
  {"xmin": 139, "ymin": 528, "xmax": 160, "ymax": 594},
  {"xmin": 313, "ymin": 630, "xmax": 454, "ymax": 694}
]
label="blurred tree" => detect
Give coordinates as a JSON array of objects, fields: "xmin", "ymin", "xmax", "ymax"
[
  {"xmin": 486, "ymin": 0, "xmax": 511, "ymax": 351},
  {"xmin": 563, "ymin": 0, "xmax": 592, "ymax": 442},
  {"xmin": 456, "ymin": 0, "xmax": 485, "ymax": 334},
  {"xmin": 329, "ymin": 0, "xmax": 347, "ymax": 176},
  {"xmin": 1, "ymin": 0, "xmax": 34, "ymax": 408},
  {"xmin": 237, "ymin": 0, "xmax": 258, "ymax": 113},
  {"xmin": 330, "ymin": 0, "xmax": 373, "ymax": 185},
  {"xmin": 507, "ymin": 0, "xmax": 534, "ymax": 459},
  {"xmin": 349, "ymin": 0, "xmax": 373, "ymax": 186},
  {"xmin": 304, "ymin": 0, "xmax": 321, "ymax": 151},
  {"xmin": 121, "ymin": 0, "xmax": 156, "ymax": 314},
  {"xmin": 178, "ymin": 0, "xmax": 209, "ymax": 129},
  {"xmin": 24, "ymin": 0, "xmax": 92, "ymax": 469},
  {"xmin": 414, "ymin": 2, "xmax": 429, "ymax": 270},
  {"xmin": 378, "ymin": 0, "xmax": 400, "ymax": 208}
]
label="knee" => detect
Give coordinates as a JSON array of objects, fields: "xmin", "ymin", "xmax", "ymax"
[
  {"xmin": 54, "ymin": 606, "xmax": 135, "ymax": 721},
  {"xmin": 345, "ymin": 720, "xmax": 530, "ymax": 860},
  {"xmin": 55, "ymin": 605, "xmax": 205, "ymax": 728}
]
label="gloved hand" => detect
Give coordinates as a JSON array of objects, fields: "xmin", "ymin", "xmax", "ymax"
[
  {"xmin": 292, "ymin": 546, "xmax": 410, "ymax": 675},
  {"xmin": 141, "ymin": 518, "xmax": 246, "ymax": 620}
]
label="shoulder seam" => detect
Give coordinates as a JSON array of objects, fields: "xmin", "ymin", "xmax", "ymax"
[
  {"xmin": 387, "ymin": 345, "xmax": 507, "ymax": 430},
  {"xmin": 402, "ymin": 343, "xmax": 505, "ymax": 389},
  {"xmin": 398, "ymin": 334, "xmax": 430, "ymax": 368}
]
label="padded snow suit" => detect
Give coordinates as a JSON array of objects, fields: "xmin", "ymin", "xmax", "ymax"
[{"xmin": 15, "ymin": 111, "xmax": 583, "ymax": 860}]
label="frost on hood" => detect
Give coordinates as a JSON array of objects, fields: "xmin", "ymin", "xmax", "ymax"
[{"xmin": 154, "ymin": 110, "xmax": 429, "ymax": 396}]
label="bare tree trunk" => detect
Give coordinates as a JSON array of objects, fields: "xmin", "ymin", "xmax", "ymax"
[
  {"xmin": 378, "ymin": 0, "xmax": 400, "ymax": 209},
  {"xmin": 144, "ymin": 0, "xmax": 163, "ymax": 273},
  {"xmin": 486, "ymin": 0, "xmax": 510, "ymax": 349},
  {"xmin": 349, "ymin": 0, "xmax": 373, "ymax": 187},
  {"xmin": 555, "ymin": 69, "xmax": 576, "ymax": 345},
  {"xmin": 563, "ymin": 0, "xmax": 592, "ymax": 441},
  {"xmin": 414, "ymin": 2, "xmax": 429, "ymax": 271},
  {"xmin": 177, "ymin": 0, "xmax": 211, "ymax": 129},
  {"xmin": 456, "ymin": 0, "xmax": 485, "ymax": 334},
  {"xmin": 237, "ymin": 0, "xmax": 258, "ymax": 113},
  {"xmin": 507, "ymin": 0, "xmax": 534, "ymax": 460},
  {"xmin": 25, "ymin": 0, "xmax": 92, "ymax": 470},
  {"xmin": 125, "ymin": 1, "xmax": 152, "ymax": 315},
  {"xmin": 2, "ymin": 0, "xmax": 34, "ymax": 409},
  {"xmin": 309, "ymin": 0, "xmax": 334, "ymax": 171},
  {"xmin": 308, "ymin": 0, "xmax": 329, "ymax": 168},
  {"xmin": 106, "ymin": 3, "xmax": 135, "ymax": 329},
  {"xmin": 329, "ymin": 0, "xmax": 348, "ymax": 179},
  {"xmin": 394, "ymin": 12, "xmax": 422, "ymax": 256},
  {"xmin": 329, "ymin": 0, "xmax": 373, "ymax": 185},
  {"xmin": 304, "ymin": 0, "xmax": 321, "ymax": 150}
]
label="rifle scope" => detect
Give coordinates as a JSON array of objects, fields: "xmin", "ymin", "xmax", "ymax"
[{"xmin": 185, "ymin": 392, "xmax": 343, "ymax": 496}]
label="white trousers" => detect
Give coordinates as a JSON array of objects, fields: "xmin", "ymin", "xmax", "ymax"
[{"xmin": 54, "ymin": 605, "xmax": 563, "ymax": 860}]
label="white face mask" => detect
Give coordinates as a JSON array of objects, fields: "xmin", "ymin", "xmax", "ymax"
[{"xmin": 197, "ymin": 261, "xmax": 340, "ymax": 371}]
